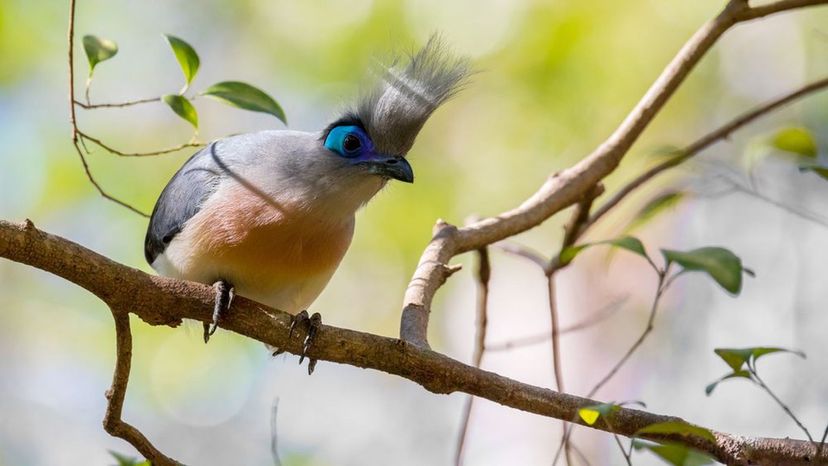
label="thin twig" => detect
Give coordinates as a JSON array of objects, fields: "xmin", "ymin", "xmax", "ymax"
[
  {"xmin": 103, "ymin": 311, "xmax": 181, "ymax": 465},
  {"xmin": 79, "ymin": 130, "xmax": 203, "ymax": 157},
  {"xmin": 496, "ymin": 241, "xmax": 550, "ymax": 272},
  {"xmin": 549, "ymin": 184, "xmax": 604, "ymax": 466},
  {"xmin": 585, "ymin": 76, "xmax": 828, "ymax": 232},
  {"xmin": 546, "ymin": 274, "xmax": 574, "ymax": 466},
  {"xmin": 67, "ymin": 0, "xmax": 149, "ymax": 217},
  {"xmin": 271, "ymin": 398, "xmax": 282, "ymax": 466},
  {"xmin": 749, "ymin": 366, "xmax": 814, "ymax": 444},
  {"xmin": 485, "ymin": 297, "xmax": 628, "ymax": 352},
  {"xmin": 815, "ymin": 424, "xmax": 828, "ymax": 460},
  {"xmin": 455, "ymin": 248, "xmax": 491, "ymax": 466},
  {"xmin": 586, "ymin": 268, "xmax": 670, "ymax": 399},
  {"xmin": 613, "ymin": 434, "xmax": 633, "ymax": 466},
  {"xmin": 75, "ymin": 97, "xmax": 161, "ymax": 109}
]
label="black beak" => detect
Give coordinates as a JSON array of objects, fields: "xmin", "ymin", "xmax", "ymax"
[{"xmin": 359, "ymin": 155, "xmax": 414, "ymax": 183}]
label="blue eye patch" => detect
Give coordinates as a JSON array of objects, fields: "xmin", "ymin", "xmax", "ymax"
[{"xmin": 324, "ymin": 125, "xmax": 373, "ymax": 158}]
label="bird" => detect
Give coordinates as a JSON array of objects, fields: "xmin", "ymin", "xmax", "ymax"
[{"xmin": 143, "ymin": 37, "xmax": 469, "ymax": 370}]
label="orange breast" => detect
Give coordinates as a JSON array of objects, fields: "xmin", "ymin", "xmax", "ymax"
[{"xmin": 176, "ymin": 183, "xmax": 355, "ymax": 292}]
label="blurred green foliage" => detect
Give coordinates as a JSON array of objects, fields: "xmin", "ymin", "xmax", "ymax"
[{"xmin": 2, "ymin": 0, "xmax": 828, "ymax": 464}]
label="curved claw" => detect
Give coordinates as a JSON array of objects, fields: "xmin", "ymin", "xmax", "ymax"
[
  {"xmin": 289, "ymin": 311, "xmax": 322, "ymax": 374},
  {"xmin": 204, "ymin": 280, "xmax": 234, "ymax": 343},
  {"xmin": 289, "ymin": 310, "xmax": 309, "ymax": 340}
]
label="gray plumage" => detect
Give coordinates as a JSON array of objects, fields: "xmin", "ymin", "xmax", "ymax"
[
  {"xmin": 145, "ymin": 144, "xmax": 221, "ymax": 264},
  {"xmin": 350, "ymin": 35, "xmax": 471, "ymax": 156}
]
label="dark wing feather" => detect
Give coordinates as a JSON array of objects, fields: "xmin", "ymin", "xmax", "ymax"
[{"xmin": 144, "ymin": 143, "xmax": 222, "ymax": 264}]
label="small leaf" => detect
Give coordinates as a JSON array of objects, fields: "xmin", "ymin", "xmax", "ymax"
[
  {"xmin": 561, "ymin": 236, "xmax": 649, "ymax": 265},
  {"xmin": 578, "ymin": 408, "xmax": 600, "ymax": 425},
  {"xmin": 633, "ymin": 440, "xmax": 715, "ymax": 466},
  {"xmin": 164, "ymin": 34, "xmax": 200, "ymax": 87},
  {"xmin": 649, "ymin": 145, "xmax": 685, "ymax": 158},
  {"xmin": 162, "ymin": 94, "xmax": 198, "ymax": 128},
  {"xmin": 635, "ymin": 421, "xmax": 716, "ymax": 443},
  {"xmin": 578, "ymin": 403, "xmax": 620, "ymax": 426},
  {"xmin": 714, "ymin": 346, "xmax": 806, "ymax": 372},
  {"xmin": 560, "ymin": 244, "xmax": 588, "ymax": 264},
  {"xmin": 751, "ymin": 346, "xmax": 806, "ymax": 361},
  {"xmin": 82, "ymin": 35, "xmax": 118, "ymax": 75},
  {"xmin": 627, "ymin": 191, "xmax": 686, "ymax": 232},
  {"xmin": 705, "ymin": 370, "xmax": 751, "ymax": 396},
  {"xmin": 662, "ymin": 247, "xmax": 745, "ymax": 295},
  {"xmin": 799, "ymin": 164, "xmax": 828, "ymax": 181},
  {"xmin": 109, "ymin": 451, "xmax": 146, "ymax": 466},
  {"xmin": 713, "ymin": 348, "xmax": 754, "ymax": 372},
  {"xmin": 605, "ymin": 236, "xmax": 648, "ymax": 258},
  {"xmin": 771, "ymin": 127, "xmax": 817, "ymax": 159},
  {"xmin": 203, "ymin": 81, "xmax": 286, "ymax": 123}
]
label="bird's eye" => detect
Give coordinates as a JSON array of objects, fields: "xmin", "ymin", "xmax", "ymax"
[
  {"xmin": 324, "ymin": 124, "xmax": 370, "ymax": 158},
  {"xmin": 342, "ymin": 134, "xmax": 361, "ymax": 154}
]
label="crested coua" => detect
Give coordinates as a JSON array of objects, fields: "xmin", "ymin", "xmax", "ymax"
[{"xmin": 144, "ymin": 37, "xmax": 469, "ymax": 368}]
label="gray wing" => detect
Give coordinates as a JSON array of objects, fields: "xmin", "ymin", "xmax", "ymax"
[{"xmin": 144, "ymin": 143, "xmax": 223, "ymax": 265}]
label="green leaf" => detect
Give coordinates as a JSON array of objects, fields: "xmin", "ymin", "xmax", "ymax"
[
  {"xmin": 705, "ymin": 370, "xmax": 751, "ymax": 396},
  {"xmin": 627, "ymin": 191, "xmax": 686, "ymax": 232},
  {"xmin": 578, "ymin": 403, "xmax": 620, "ymax": 426},
  {"xmin": 799, "ymin": 164, "xmax": 828, "ymax": 181},
  {"xmin": 714, "ymin": 347, "xmax": 805, "ymax": 372},
  {"xmin": 706, "ymin": 347, "xmax": 806, "ymax": 395},
  {"xmin": 82, "ymin": 35, "xmax": 118, "ymax": 75},
  {"xmin": 108, "ymin": 451, "xmax": 149, "ymax": 466},
  {"xmin": 162, "ymin": 94, "xmax": 198, "ymax": 129},
  {"xmin": 559, "ymin": 244, "xmax": 586, "ymax": 264},
  {"xmin": 561, "ymin": 236, "xmax": 649, "ymax": 265},
  {"xmin": 606, "ymin": 236, "xmax": 648, "ymax": 258},
  {"xmin": 635, "ymin": 421, "xmax": 716, "ymax": 443},
  {"xmin": 662, "ymin": 247, "xmax": 745, "ymax": 295},
  {"xmin": 713, "ymin": 348, "xmax": 753, "ymax": 372},
  {"xmin": 203, "ymin": 81, "xmax": 286, "ymax": 123},
  {"xmin": 633, "ymin": 440, "xmax": 715, "ymax": 466},
  {"xmin": 164, "ymin": 34, "xmax": 200, "ymax": 87},
  {"xmin": 649, "ymin": 145, "xmax": 685, "ymax": 158},
  {"xmin": 771, "ymin": 127, "xmax": 817, "ymax": 159},
  {"xmin": 578, "ymin": 407, "xmax": 600, "ymax": 425}
]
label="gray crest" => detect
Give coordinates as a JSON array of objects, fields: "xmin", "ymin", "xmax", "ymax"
[{"xmin": 346, "ymin": 35, "xmax": 471, "ymax": 156}]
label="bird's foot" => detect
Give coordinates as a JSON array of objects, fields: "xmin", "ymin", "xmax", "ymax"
[
  {"xmin": 288, "ymin": 310, "xmax": 322, "ymax": 375},
  {"xmin": 203, "ymin": 279, "xmax": 234, "ymax": 343}
]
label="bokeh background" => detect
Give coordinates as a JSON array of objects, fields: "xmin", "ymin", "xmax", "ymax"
[{"xmin": 1, "ymin": 0, "xmax": 828, "ymax": 465}]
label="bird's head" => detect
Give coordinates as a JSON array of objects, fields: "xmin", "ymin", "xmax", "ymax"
[
  {"xmin": 319, "ymin": 35, "xmax": 470, "ymax": 188},
  {"xmin": 322, "ymin": 119, "xmax": 414, "ymax": 183}
]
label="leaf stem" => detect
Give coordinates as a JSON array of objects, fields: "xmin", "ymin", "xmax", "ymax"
[
  {"xmin": 749, "ymin": 366, "xmax": 814, "ymax": 444},
  {"xmin": 75, "ymin": 97, "xmax": 161, "ymax": 109},
  {"xmin": 79, "ymin": 131, "xmax": 203, "ymax": 157}
]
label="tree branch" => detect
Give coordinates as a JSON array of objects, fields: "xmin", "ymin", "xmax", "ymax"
[
  {"xmin": 103, "ymin": 311, "xmax": 181, "ymax": 465},
  {"xmin": 2, "ymin": 219, "xmax": 826, "ymax": 465},
  {"xmin": 586, "ymin": 75, "xmax": 828, "ymax": 231},
  {"xmin": 75, "ymin": 97, "xmax": 160, "ymax": 109},
  {"xmin": 67, "ymin": 0, "xmax": 150, "ymax": 217},
  {"xmin": 398, "ymin": 0, "xmax": 828, "ymax": 348},
  {"xmin": 79, "ymin": 131, "xmax": 204, "ymax": 157},
  {"xmin": 454, "ymin": 248, "xmax": 490, "ymax": 466}
]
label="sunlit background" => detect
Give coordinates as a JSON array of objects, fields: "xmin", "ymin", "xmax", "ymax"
[{"xmin": 1, "ymin": 0, "xmax": 828, "ymax": 465}]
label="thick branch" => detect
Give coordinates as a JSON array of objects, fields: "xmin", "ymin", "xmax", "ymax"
[{"xmin": 2, "ymin": 219, "xmax": 826, "ymax": 465}]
